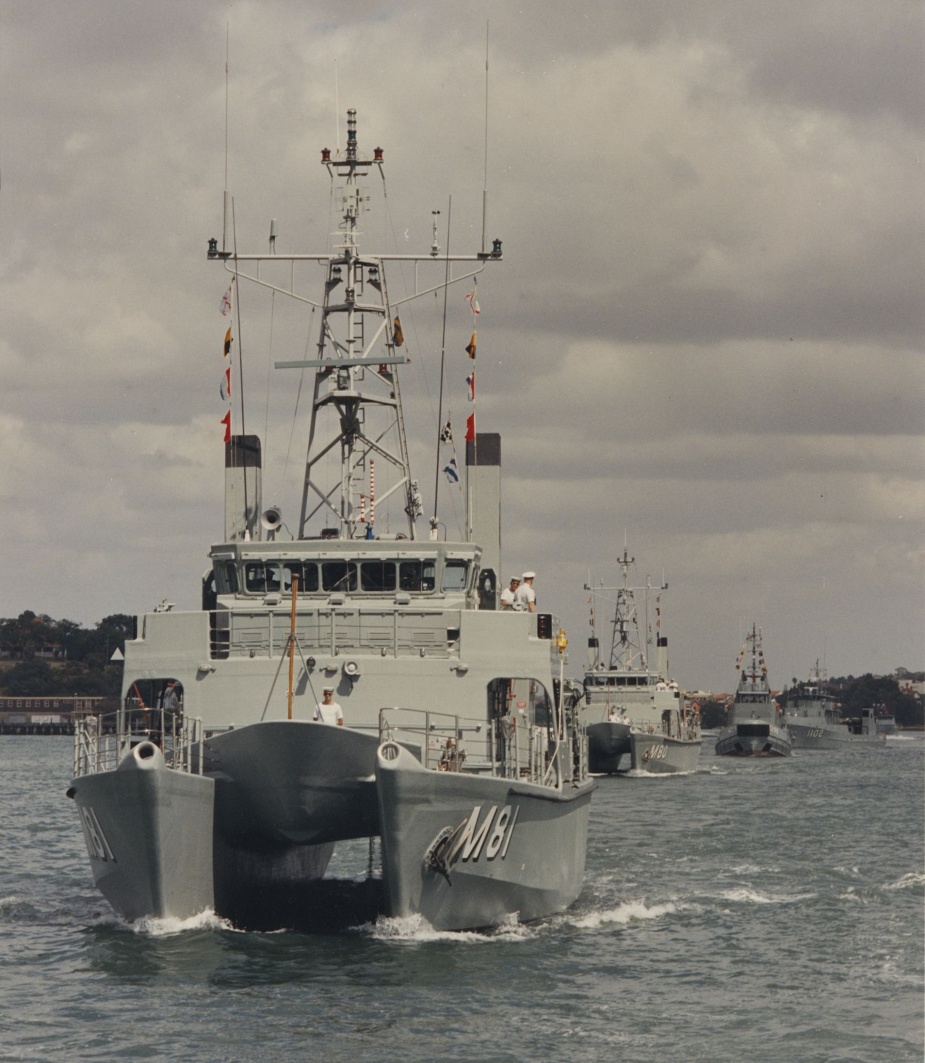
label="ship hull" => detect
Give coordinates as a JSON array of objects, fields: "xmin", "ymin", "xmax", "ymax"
[
  {"xmin": 376, "ymin": 742, "xmax": 593, "ymax": 930},
  {"xmin": 70, "ymin": 723, "xmax": 397, "ymax": 928},
  {"xmin": 586, "ymin": 720, "xmax": 631, "ymax": 773},
  {"xmin": 629, "ymin": 731, "xmax": 702, "ymax": 773},
  {"xmin": 70, "ymin": 742, "xmax": 215, "ymax": 922},
  {"xmin": 205, "ymin": 720, "xmax": 384, "ymax": 844},
  {"xmin": 715, "ymin": 722, "xmax": 791, "ymax": 757},
  {"xmin": 787, "ymin": 721, "xmax": 885, "ymax": 750},
  {"xmin": 204, "ymin": 721, "xmax": 390, "ymax": 928}
]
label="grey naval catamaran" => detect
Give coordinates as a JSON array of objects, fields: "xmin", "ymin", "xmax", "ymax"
[
  {"xmin": 578, "ymin": 548, "xmax": 700, "ymax": 775},
  {"xmin": 715, "ymin": 624, "xmax": 791, "ymax": 757},
  {"xmin": 783, "ymin": 664, "xmax": 885, "ymax": 750},
  {"xmin": 68, "ymin": 111, "xmax": 593, "ymax": 932}
]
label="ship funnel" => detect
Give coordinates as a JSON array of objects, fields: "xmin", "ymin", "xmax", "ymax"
[
  {"xmin": 657, "ymin": 635, "xmax": 669, "ymax": 679},
  {"xmin": 466, "ymin": 433, "xmax": 501, "ymax": 608},
  {"xmin": 225, "ymin": 435, "xmax": 262, "ymax": 542}
]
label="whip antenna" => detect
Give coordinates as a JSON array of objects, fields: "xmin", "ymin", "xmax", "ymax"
[{"xmin": 481, "ymin": 21, "xmax": 490, "ymax": 255}]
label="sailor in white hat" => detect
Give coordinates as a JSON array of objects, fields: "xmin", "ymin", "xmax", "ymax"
[
  {"xmin": 500, "ymin": 575, "xmax": 521, "ymax": 610},
  {"xmin": 513, "ymin": 571, "xmax": 536, "ymax": 613},
  {"xmin": 313, "ymin": 686, "xmax": 344, "ymax": 725}
]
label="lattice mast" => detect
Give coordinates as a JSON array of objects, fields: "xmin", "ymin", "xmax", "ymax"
[{"xmin": 300, "ymin": 109, "xmax": 413, "ymax": 539}]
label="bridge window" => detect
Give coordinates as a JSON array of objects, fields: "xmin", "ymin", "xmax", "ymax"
[
  {"xmin": 361, "ymin": 560, "xmax": 397, "ymax": 592},
  {"xmin": 218, "ymin": 562, "xmax": 239, "ymax": 593},
  {"xmin": 321, "ymin": 561, "xmax": 358, "ymax": 592},
  {"xmin": 398, "ymin": 560, "xmax": 436, "ymax": 592},
  {"xmin": 442, "ymin": 560, "xmax": 468, "ymax": 592},
  {"xmin": 281, "ymin": 561, "xmax": 320, "ymax": 592},
  {"xmin": 244, "ymin": 562, "xmax": 268, "ymax": 592}
]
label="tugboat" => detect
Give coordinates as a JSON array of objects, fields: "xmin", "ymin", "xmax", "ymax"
[
  {"xmin": 783, "ymin": 664, "xmax": 885, "ymax": 749},
  {"xmin": 69, "ymin": 110, "xmax": 593, "ymax": 931},
  {"xmin": 715, "ymin": 624, "xmax": 791, "ymax": 757},
  {"xmin": 579, "ymin": 547, "xmax": 700, "ymax": 774}
]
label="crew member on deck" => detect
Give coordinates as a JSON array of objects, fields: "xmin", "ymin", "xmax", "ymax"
[
  {"xmin": 513, "ymin": 572, "xmax": 537, "ymax": 613},
  {"xmin": 500, "ymin": 575, "xmax": 520, "ymax": 610},
  {"xmin": 313, "ymin": 687, "xmax": 344, "ymax": 725}
]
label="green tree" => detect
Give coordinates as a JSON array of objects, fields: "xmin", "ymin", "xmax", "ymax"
[
  {"xmin": 0, "ymin": 611, "xmax": 53, "ymax": 659},
  {"xmin": 840, "ymin": 674, "xmax": 923, "ymax": 729},
  {"xmin": 2, "ymin": 659, "xmax": 57, "ymax": 695},
  {"xmin": 698, "ymin": 699, "xmax": 727, "ymax": 729}
]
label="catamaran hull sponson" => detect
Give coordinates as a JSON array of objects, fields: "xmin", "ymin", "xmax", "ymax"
[
  {"xmin": 715, "ymin": 724, "xmax": 791, "ymax": 757},
  {"xmin": 205, "ymin": 721, "xmax": 386, "ymax": 845},
  {"xmin": 71, "ymin": 744, "xmax": 215, "ymax": 922},
  {"xmin": 376, "ymin": 742, "xmax": 593, "ymax": 930},
  {"xmin": 629, "ymin": 731, "xmax": 702, "ymax": 774},
  {"xmin": 586, "ymin": 720, "xmax": 632, "ymax": 774}
]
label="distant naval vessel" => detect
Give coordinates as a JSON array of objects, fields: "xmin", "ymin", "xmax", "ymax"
[
  {"xmin": 69, "ymin": 110, "xmax": 593, "ymax": 931},
  {"xmin": 783, "ymin": 664, "xmax": 885, "ymax": 749},
  {"xmin": 579, "ymin": 547, "xmax": 700, "ymax": 775},
  {"xmin": 715, "ymin": 624, "xmax": 791, "ymax": 757}
]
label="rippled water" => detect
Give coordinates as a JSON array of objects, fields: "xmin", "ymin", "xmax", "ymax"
[{"xmin": 1, "ymin": 735, "xmax": 922, "ymax": 1062}]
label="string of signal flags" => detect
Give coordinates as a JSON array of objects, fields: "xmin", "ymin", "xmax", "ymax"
[
  {"xmin": 441, "ymin": 281, "xmax": 480, "ymax": 484},
  {"xmin": 216, "ymin": 275, "xmax": 482, "ymax": 468}
]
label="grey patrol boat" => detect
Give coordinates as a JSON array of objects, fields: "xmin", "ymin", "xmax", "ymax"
[
  {"xmin": 579, "ymin": 548, "xmax": 701, "ymax": 775},
  {"xmin": 715, "ymin": 624, "xmax": 791, "ymax": 757},
  {"xmin": 69, "ymin": 110, "xmax": 593, "ymax": 931},
  {"xmin": 783, "ymin": 663, "xmax": 885, "ymax": 750}
]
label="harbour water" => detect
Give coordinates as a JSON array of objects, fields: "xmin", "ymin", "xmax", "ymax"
[{"xmin": 2, "ymin": 735, "xmax": 922, "ymax": 1062}]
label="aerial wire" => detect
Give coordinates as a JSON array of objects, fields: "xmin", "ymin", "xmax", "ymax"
[{"xmin": 430, "ymin": 198, "xmax": 453, "ymax": 537}]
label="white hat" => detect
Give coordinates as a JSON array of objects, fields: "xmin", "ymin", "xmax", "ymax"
[
  {"xmin": 510, "ymin": 575, "xmax": 521, "ymax": 582},
  {"xmin": 323, "ymin": 686, "xmax": 335, "ymax": 694},
  {"xmin": 522, "ymin": 571, "xmax": 535, "ymax": 580}
]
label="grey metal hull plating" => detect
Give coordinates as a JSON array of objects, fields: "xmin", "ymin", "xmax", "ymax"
[
  {"xmin": 205, "ymin": 721, "xmax": 384, "ymax": 845},
  {"xmin": 715, "ymin": 723, "xmax": 792, "ymax": 757},
  {"xmin": 787, "ymin": 720, "xmax": 885, "ymax": 750},
  {"xmin": 70, "ymin": 744, "xmax": 215, "ymax": 921},
  {"xmin": 629, "ymin": 732, "xmax": 702, "ymax": 774},
  {"xmin": 586, "ymin": 721, "xmax": 631, "ymax": 773},
  {"xmin": 376, "ymin": 743, "xmax": 593, "ymax": 930},
  {"xmin": 71, "ymin": 724, "xmax": 393, "ymax": 927}
]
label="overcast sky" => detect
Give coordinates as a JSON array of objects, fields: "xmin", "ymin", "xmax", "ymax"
[{"xmin": 2, "ymin": 1, "xmax": 923, "ymax": 692}]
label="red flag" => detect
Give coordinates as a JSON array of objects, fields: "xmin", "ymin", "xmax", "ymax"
[
  {"xmin": 465, "ymin": 412, "xmax": 476, "ymax": 442},
  {"xmin": 221, "ymin": 410, "xmax": 231, "ymax": 444},
  {"xmin": 220, "ymin": 366, "xmax": 232, "ymax": 401}
]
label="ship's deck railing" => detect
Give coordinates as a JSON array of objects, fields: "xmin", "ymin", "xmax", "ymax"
[
  {"xmin": 73, "ymin": 710, "xmax": 205, "ymax": 778},
  {"xmin": 377, "ymin": 706, "xmax": 581, "ymax": 786}
]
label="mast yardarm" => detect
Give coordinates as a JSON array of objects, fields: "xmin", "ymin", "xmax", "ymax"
[{"xmin": 209, "ymin": 110, "xmax": 502, "ymax": 543}]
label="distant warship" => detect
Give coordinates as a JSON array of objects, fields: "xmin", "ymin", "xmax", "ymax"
[
  {"xmin": 715, "ymin": 624, "xmax": 791, "ymax": 757},
  {"xmin": 579, "ymin": 547, "xmax": 700, "ymax": 774}
]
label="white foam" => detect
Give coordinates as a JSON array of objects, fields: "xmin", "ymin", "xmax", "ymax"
[
  {"xmin": 719, "ymin": 886, "xmax": 815, "ymax": 905},
  {"xmin": 128, "ymin": 908, "xmax": 233, "ymax": 936},
  {"xmin": 623, "ymin": 767, "xmax": 702, "ymax": 779},
  {"xmin": 883, "ymin": 871, "xmax": 925, "ymax": 892},
  {"xmin": 838, "ymin": 889, "xmax": 863, "ymax": 903},
  {"xmin": 569, "ymin": 898, "xmax": 682, "ymax": 929},
  {"xmin": 366, "ymin": 912, "xmax": 530, "ymax": 943}
]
